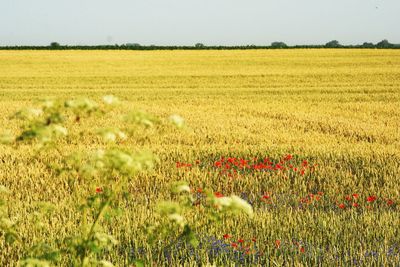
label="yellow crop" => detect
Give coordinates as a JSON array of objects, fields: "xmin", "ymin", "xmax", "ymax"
[{"xmin": 0, "ymin": 49, "xmax": 399, "ymax": 265}]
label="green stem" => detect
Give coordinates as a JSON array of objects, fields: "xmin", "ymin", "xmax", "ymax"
[{"xmin": 80, "ymin": 196, "xmax": 111, "ymax": 266}]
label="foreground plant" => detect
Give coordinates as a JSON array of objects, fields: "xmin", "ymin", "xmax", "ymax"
[{"xmin": 0, "ymin": 96, "xmax": 253, "ymax": 266}]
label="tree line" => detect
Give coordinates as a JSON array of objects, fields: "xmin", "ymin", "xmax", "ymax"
[{"xmin": 0, "ymin": 40, "xmax": 399, "ymax": 50}]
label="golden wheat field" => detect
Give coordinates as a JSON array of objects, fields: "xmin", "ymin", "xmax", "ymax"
[{"xmin": 1, "ymin": 49, "xmax": 400, "ymax": 266}]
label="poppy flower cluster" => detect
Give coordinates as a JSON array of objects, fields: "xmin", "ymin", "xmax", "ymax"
[
  {"xmin": 273, "ymin": 239, "xmax": 307, "ymax": 254},
  {"xmin": 338, "ymin": 193, "xmax": 360, "ymax": 209},
  {"xmin": 223, "ymin": 234, "xmax": 258, "ymax": 255},
  {"xmin": 213, "ymin": 155, "xmax": 314, "ymax": 177},
  {"xmin": 188, "ymin": 187, "xmax": 397, "ymax": 211},
  {"xmin": 336, "ymin": 194, "xmax": 397, "ymax": 210},
  {"xmin": 222, "ymin": 235, "xmax": 309, "ymax": 256},
  {"xmin": 175, "ymin": 154, "xmax": 316, "ymax": 179},
  {"xmin": 299, "ymin": 192, "xmax": 324, "ymax": 205},
  {"xmin": 176, "ymin": 161, "xmax": 193, "ymax": 168}
]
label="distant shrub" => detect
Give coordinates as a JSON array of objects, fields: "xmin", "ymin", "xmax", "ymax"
[
  {"xmin": 325, "ymin": 40, "xmax": 341, "ymax": 48},
  {"xmin": 362, "ymin": 42, "xmax": 375, "ymax": 48},
  {"xmin": 271, "ymin": 42, "xmax": 288, "ymax": 48},
  {"xmin": 376, "ymin": 39, "xmax": 394, "ymax": 48},
  {"xmin": 50, "ymin": 42, "xmax": 60, "ymax": 48}
]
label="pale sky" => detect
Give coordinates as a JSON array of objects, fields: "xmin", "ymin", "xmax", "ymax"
[{"xmin": 1, "ymin": 0, "xmax": 399, "ymax": 46}]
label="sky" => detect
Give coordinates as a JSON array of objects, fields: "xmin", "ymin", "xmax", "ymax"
[{"xmin": 1, "ymin": 0, "xmax": 399, "ymax": 46}]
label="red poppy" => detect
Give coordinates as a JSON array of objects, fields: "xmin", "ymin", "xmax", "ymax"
[
  {"xmin": 338, "ymin": 203, "xmax": 346, "ymax": 209},
  {"xmin": 239, "ymin": 159, "xmax": 248, "ymax": 167},
  {"xmin": 300, "ymin": 197, "xmax": 310, "ymax": 204},
  {"xmin": 238, "ymin": 239, "xmax": 244, "ymax": 243},
  {"xmin": 231, "ymin": 243, "xmax": 238, "ymax": 248},
  {"xmin": 367, "ymin": 196, "xmax": 377, "ymax": 203},
  {"xmin": 214, "ymin": 161, "xmax": 222, "ymax": 168},
  {"xmin": 345, "ymin": 195, "xmax": 352, "ymax": 201},
  {"xmin": 252, "ymin": 238, "xmax": 256, "ymax": 242},
  {"xmin": 214, "ymin": 192, "xmax": 224, "ymax": 198},
  {"xmin": 300, "ymin": 169, "xmax": 305, "ymax": 176},
  {"xmin": 96, "ymin": 187, "xmax": 103, "ymax": 193},
  {"xmin": 262, "ymin": 194, "xmax": 270, "ymax": 199},
  {"xmin": 284, "ymin": 154, "xmax": 293, "ymax": 161},
  {"xmin": 300, "ymin": 247, "xmax": 305, "ymax": 253},
  {"xmin": 275, "ymin": 164, "xmax": 283, "ymax": 170},
  {"xmin": 275, "ymin": 240, "xmax": 281, "ymax": 249},
  {"xmin": 387, "ymin": 199, "xmax": 394, "ymax": 206},
  {"xmin": 352, "ymin": 194, "xmax": 359, "ymax": 199},
  {"xmin": 227, "ymin": 157, "xmax": 236, "ymax": 163},
  {"xmin": 352, "ymin": 202, "xmax": 359, "ymax": 208},
  {"xmin": 197, "ymin": 188, "xmax": 203, "ymax": 193},
  {"xmin": 223, "ymin": 234, "xmax": 231, "ymax": 239}
]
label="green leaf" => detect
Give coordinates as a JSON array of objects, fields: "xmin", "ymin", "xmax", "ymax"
[
  {"xmin": 132, "ymin": 259, "xmax": 144, "ymax": 267},
  {"xmin": 182, "ymin": 225, "xmax": 199, "ymax": 248},
  {"xmin": 5, "ymin": 232, "xmax": 19, "ymax": 244},
  {"xmin": 0, "ymin": 131, "xmax": 14, "ymax": 144},
  {"xmin": 19, "ymin": 258, "xmax": 50, "ymax": 267}
]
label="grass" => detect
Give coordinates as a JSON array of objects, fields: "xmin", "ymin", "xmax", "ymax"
[{"xmin": 0, "ymin": 49, "xmax": 400, "ymax": 266}]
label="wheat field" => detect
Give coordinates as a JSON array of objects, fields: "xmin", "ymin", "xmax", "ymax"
[{"xmin": 0, "ymin": 50, "xmax": 400, "ymax": 266}]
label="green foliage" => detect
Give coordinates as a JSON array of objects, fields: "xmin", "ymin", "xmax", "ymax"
[
  {"xmin": 1, "ymin": 42, "xmax": 400, "ymax": 50},
  {"xmin": 0, "ymin": 186, "xmax": 20, "ymax": 245},
  {"xmin": 152, "ymin": 182, "xmax": 253, "ymax": 250},
  {"xmin": 124, "ymin": 110, "xmax": 159, "ymax": 128},
  {"xmin": 97, "ymin": 128, "xmax": 127, "ymax": 143},
  {"xmin": 271, "ymin": 41, "xmax": 288, "ymax": 48},
  {"xmin": 362, "ymin": 42, "xmax": 375, "ymax": 48},
  {"xmin": 325, "ymin": 40, "xmax": 341, "ymax": 48},
  {"xmin": 0, "ymin": 131, "xmax": 14, "ymax": 144},
  {"xmin": 2, "ymin": 96, "xmax": 134, "ymax": 265},
  {"xmin": 376, "ymin": 39, "xmax": 394, "ymax": 48},
  {"xmin": 1, "ymin": 95, "xmax": 254, "ymax": 265},
  {"xmin": 50, "ymin": 42, "xmax": 60, "ymax": 49}
]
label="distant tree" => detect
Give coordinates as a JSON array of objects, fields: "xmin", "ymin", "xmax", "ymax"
[
  {"xmin": 376, "ymin": 39, "xmax": 393, "ymax": 48},
  {"xmin": 195, "ymin": 43, "xmax": 205, "ymax": 48},
  {"xmin": 50, "ymin": 42, "xmax": 60, "ymax": 48},
  {"xmin": 271, "ymin": 42, "xmax": 288, "ymax": 48},
  {"xmin": 362, "ymin": 42, "xmax": 375, "ymax": 48},
  {"xmin": 325, "ymin": 40, "xmax": 341, "ymax": 48},
  {"xmin": 126, "ymin": 43, "xmax": 141, "ymax": 47}
]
